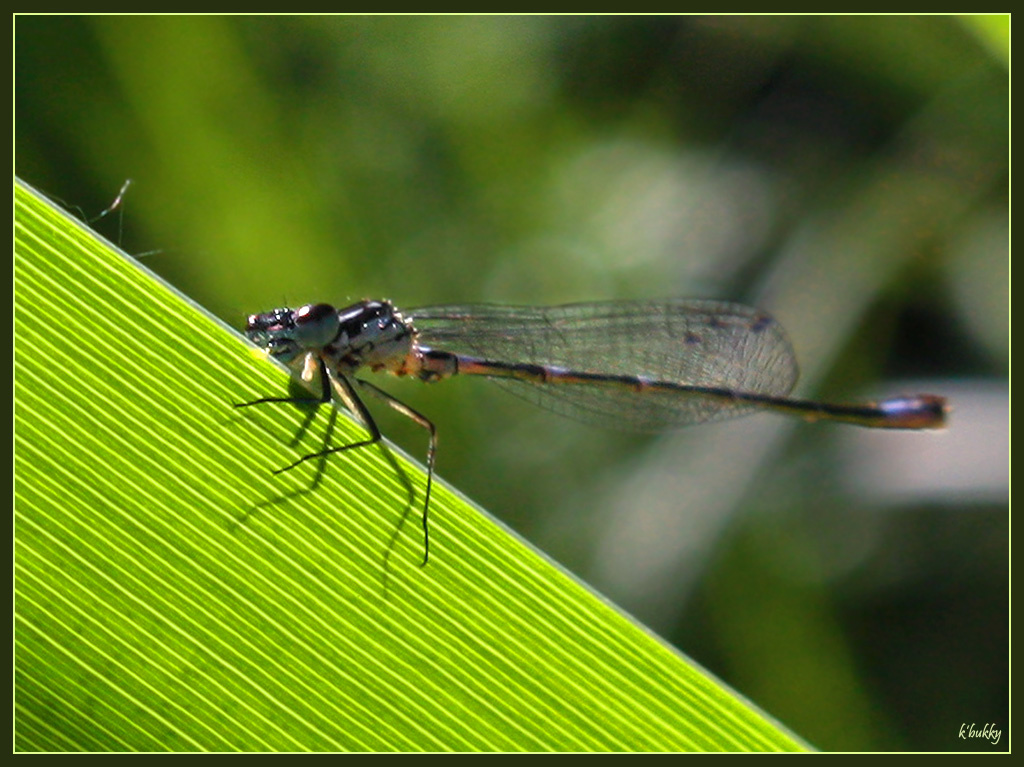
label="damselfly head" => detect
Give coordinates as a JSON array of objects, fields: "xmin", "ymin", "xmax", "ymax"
[{"xmin": 245, "ymin": 303, "xmax": 340, "ymax": 363}]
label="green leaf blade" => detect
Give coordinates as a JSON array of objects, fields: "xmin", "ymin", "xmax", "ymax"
[{"xmin": 15, "ymin": 178, "xmax": 808, "ymax": 752}]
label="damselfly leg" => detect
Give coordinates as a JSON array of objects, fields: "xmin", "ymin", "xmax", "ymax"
[{"xmin": 236, "ymin": 352, "xmax": 436, "ymax": 565}]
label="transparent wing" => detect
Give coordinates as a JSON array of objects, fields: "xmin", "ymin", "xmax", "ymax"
[{"xmin": 409, "ymin": 300, "xmax": 799, "ymax": 431}]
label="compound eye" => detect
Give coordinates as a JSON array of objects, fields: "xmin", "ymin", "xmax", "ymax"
[
  {"xmin": 296, "ymin": 303, "xmax": 336, "ymax": 326},
  {"xmin": 293, "ymin": 303, "xmax": 340, "ymax": 348}
]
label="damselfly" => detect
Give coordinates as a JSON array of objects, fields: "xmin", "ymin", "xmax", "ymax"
[{"xmin": 237, "ymin": 299, "xmax": 947, "ymax": 564}]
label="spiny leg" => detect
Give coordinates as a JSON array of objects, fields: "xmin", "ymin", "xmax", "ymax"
[
  {"xmin": 235, "ymin": 352, "xmax": 333, "ymax": 408},
  {"xmin": 235, "ymin": 356, "xmax": 383, "ymax": 472},
  {"xmin": 237, "ymin": 357, "xmax": 435, "ymax": 566},
  {"xmin": 355, "ymin": 378, "xmax": 437, "ymax": 567}
]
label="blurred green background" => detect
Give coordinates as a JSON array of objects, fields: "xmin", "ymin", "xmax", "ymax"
[{"xmin": 16, "ymin": 15, "xmax": 1007, "ymax": 751}]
